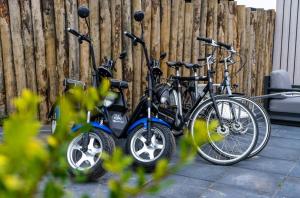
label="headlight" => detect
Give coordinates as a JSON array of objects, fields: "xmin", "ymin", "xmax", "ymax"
[
  {"xmin": 103, "ymin": 99, "xmax": 113, "ymax": 107},
  {"xmin": 160, "ymin": 89, "xmax": 170, "ymax": 104},
  {"xmin": 103, "ymin": 93, "xmax": 116, "ymax": 107}
]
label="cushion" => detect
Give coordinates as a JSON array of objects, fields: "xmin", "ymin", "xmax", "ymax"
[
  {"xmin": 270, "ymin": 70, "xmax": 292, "ymax": 89},
  {"xmin": 270, "ymin": 97, "xmax": 300, "ymax": 114}
]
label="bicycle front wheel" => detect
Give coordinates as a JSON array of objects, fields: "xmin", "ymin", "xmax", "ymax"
[{"xmin": 189, "ymin": 96, "xmax": 258, "ymax": 165}]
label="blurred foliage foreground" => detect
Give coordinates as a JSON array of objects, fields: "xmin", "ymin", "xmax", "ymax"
[{"xmin": 0, "ymin": 82, "xmax": 222, "ymax": 198}]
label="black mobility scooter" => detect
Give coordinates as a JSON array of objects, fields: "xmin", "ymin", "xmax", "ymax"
[{"xmin": 50, "ymin": 7, "xmax": 175, "ymax": 180}]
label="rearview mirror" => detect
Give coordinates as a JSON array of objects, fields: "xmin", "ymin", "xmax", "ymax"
[
  {"xmin": 134, "ymin": 11, "xmax": 144, "ymax": 22},
  {"xmin": 119, "ymin": 51, "xmax": 127, "ymax": 59},
  {"xmin": 78, "ymin": 6, "xmax": 90, "ymax": 18},
  {"xmin": 160, "ymin": 52, "xmax": 167, "ymax": 60}
]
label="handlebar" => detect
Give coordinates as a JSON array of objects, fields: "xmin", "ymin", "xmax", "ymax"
[
  {"xmin": 67, "ymin": 28, "xmax": 81, "ymax": 37},
  {"xmin": 124, "ymin": 31, "xmax": 144, "ymax": 44},
  {"xmin": 67, "ymin": 27, "xmax": 91, "ymax": 43},
  {"xmin": 197, "ymin": 36, "xmax": 234, "ymax": 51}
]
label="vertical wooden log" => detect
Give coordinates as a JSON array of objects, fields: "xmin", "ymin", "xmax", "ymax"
[
  {"xmin": 19, "ymin": 0, "xmax": 37, "ymax": 93},
  {"xmin": 206, "ymin": 0, "xmax": 218, "ymax": 45},
  {"xmin": 160, "ymin": 0, "xmax": 171, "ymax": 78},
  {"xmin": 0, "ymin": 34, "xmax": 5, "ymax": 116},
  {"xmin": 66, "ymin": 0, "xmax": 80, "ymax": 79},
  {"xmin": 228, "ymin": 1, "xmax": 237, "ymax": 85},
  {"xmin": 54, "ymin": 0, "xmax": 68, "ymax": 93},
  {"xmin": 131, "ymin": 0, "xmax": 142, "ymax": 107},
  {"xmin": 176, "ymin": 0, "xmax": 185, "ymax": 68},
  {"xmin": 183, "ymin": 1, "xmax": 193, "ymax": 77},
  {"xmin": 169, "ymin": 0, "xmax": 180, "ymax": 75},
  {"xmin": 111, "ymin": 0, "xmax": 122, "ymax": 79},
  {"xmin": 122, "ymin": 0, "xmax": 133, "ymax": 110},
  {"xmin": 254, "ymin": 9, "xmax": 262, "ymax": 96},
  {"xmin": 244, "ymin": 8, "xmax": 252, "ymax": 96},
  {"xmin": 78, "ymin": 0, "xmax": 90, "ymax": 84},
  {"xmin": 31, "ymin": 0, "xmax": 48, "ymax": 119},
  {"xmin": 237, "ymin": 5, "xmax": 246, "ymax": 93},
  {"xmin": 0, "ymin": 0, "xmax": 16, "ymax": 113},
  {"xmin": 89, "ymin": 0, "xmax": 100, "ymax": 68},
  {"xmin": 206, "ymin": 0, "xmax": 218, "ymax": 79},
  {"xmin": 8, "ymin": 0, "xmax": 27, "ymax": 95},
  {"xmin": 264, "ymin": 10, "xmax": 271, "ymax": 77},
  {"xmin": 217, "ymin": 0, "xmax": 227, "ymax": 84},
  {"xmin": 268, "ymin": 10, "xmax": 276, "ymax": 74},
  {"xmin": 199, "ymin": 0, "xmax": 208, "ymax": 75},
  {"xmin": 42, "ymin": 0, "xmax": 58, "ymax": 106},
  {"xmin": 141, "ymin": 0, "xmax": 151, "ymax": 90},
  {"xmin": 100, "ymin": 0, "xmax": 112, "ymax": 59},
  {"xmin": 192, "ymin": 0, "xmax": 201, "ymax": 64},
  {"xmin": 151, "ymin": 0, "xmax": 160, "ymax": 59},
  {"xmin": 250, "ymin": 11, "xmax": 257, "ymax": 96},
  {"xmin": 258, "ymin": 10, "xmax": 267, "ymax": 96}
]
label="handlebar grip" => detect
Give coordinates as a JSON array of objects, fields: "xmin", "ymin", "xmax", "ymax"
[
  {"xmin": 216, "ymin": 41, "xmax": 232, "ymax": 50},
  {"xmin": 67, "ymin": 28, "xmax": 81, "ymax": 37},
  {"xmin": 197, "ymin": 37, "xmax": 213, "ymax": 44},
  {"xmin": 124, "ymin": 31, "xmax": 136, "ymax": 40},
  {"xmin": 197, "ymin": 58, "xmax": 206, "ymax": 62}
]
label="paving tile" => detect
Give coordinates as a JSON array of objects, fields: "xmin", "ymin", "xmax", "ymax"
[
  {"xmin": 271, "ymin": 127, "xmax": 300, "ymax": 140},
  {"xmin": 275, "ymin": 177, "xmax": 300, "ymax": 198},
  {"xmin": 176, "ymin": 163, "xmax": 230, "ymax": 182},
  {"xmin": 200, "ymin": 183, "xmax": 270, "ymax": 198},
  {"xmin": 236, "ymin": 157, "xmax": 296, "ymax": 175},
  {"xmin": 268, "ymin": 136, "xmax": 300, "ymax": 150},
  {"xmin": 216, "ymin": 167, "xmax": 284, "ymax": 194},
  {"xmin": 258, "ymin": 145, "xmax": 300, "ymax": 161},
  {"xmin": 66, "ymin": 183, "xmax": 108, "ymax": 198},
  {"xmin": 288, "ymin": 162, "xmax": 300, "ymax": 178},
  {"xmin": 156, "ymin": 175, "xmax": 211, "ymax": 198}
]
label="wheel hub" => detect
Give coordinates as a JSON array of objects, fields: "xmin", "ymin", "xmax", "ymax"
[{"xmin": 217, "ymin": 125, "xmax": 230, "ymax": 136}]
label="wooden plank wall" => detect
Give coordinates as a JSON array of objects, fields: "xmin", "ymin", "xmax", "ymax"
[
  {"xmin": 0, "ymin": 0, "xmax": 276, "ymax": 119},
  {"xmin": 273, "ymin": 0, "xmax": 300, "ymax": 85}
]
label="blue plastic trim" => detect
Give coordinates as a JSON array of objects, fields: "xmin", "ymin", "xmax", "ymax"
[
  {"xmin": 54, "ymin": 106, "xmax": 60, "ymax": 119},
  {"xmin": 127, "ymin": 117, "xmax": 171, "ymax": 134},
  {"xmin": 71, "ymin": 122, "xmax": 112, "ymax": 134}
]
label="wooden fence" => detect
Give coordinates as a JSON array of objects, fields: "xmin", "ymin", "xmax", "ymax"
[{"xmin": 0, "ymin": 0, "xmax": 276, "ymax": 119}]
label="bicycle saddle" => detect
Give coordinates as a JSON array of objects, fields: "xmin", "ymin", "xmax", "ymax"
[
  {"xmin": 166, "ymin": 61, "xmax": 183, "ymax": 68},
  {"xmin": 183, "ymin": 63, "xmax": 201, "ymax": 69},
  {"xmin": 110, "ymin": 79, "xmax": 129, "ymax": 89}
]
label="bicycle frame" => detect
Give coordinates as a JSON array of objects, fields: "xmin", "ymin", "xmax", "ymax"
[{"xmin": 169, "ymin": 49, "xmax": 227, "ymax": 127}]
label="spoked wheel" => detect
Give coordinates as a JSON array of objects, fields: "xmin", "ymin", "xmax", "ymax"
[
  {"xmin": 189, "ymin": 96, "xmax": 258, "ymax": 165},
  {"xmin": 67, "ymin": 130, "xmax": 114, "ymax": 181},
  {"xmin": 233, "ymin": 96, "xmax": 271, "ymax": 158},
  {"xmin": 126, "ymin": 123, "xmax": 175, "ymax": 171}
]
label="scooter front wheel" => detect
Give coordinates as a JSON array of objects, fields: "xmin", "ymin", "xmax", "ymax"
[
  {"xmin": 126, "ymin": 123, "xmax": 175, "ymax": 171},
  {"xmin": 67, "ymin": 130, "xmax": 114, "ymax": 181}
]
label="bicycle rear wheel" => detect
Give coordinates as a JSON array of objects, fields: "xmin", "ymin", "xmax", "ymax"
[
  {"xmin": 233, "ymin": 96, "xmax": 271, "ymax": 158},
  {"xmin": 189, "ymin": 96, "xmax": 258, "ymax": 165}
]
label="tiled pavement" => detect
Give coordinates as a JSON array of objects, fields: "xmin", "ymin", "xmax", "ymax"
[{"xmin": 1, "ymin": 124, "xmax": 300, "ymax": 197}]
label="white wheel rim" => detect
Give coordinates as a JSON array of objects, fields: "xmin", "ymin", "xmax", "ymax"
[
  {"xmin": 67, "ymin": 133, "xmax": 103, "ymax": 171},
  {"xmin": 130, "ymin": 127, "xmax": 166, "ymax": 163},
  {"xmin": 233, "ymin": 97, "xmax": 270, "ymax": 156},
  {"xmin": 51, "ymin": 119, "xmax": 56, "ymax": 134},
  {"xmin": 190, "ymin": 99, "xmax": 257, "ymax": 163}
]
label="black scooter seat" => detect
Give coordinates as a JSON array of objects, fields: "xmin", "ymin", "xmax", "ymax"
[{"xmin": 110, "ymin": 79, "xmax": 129, "ymax": 89}]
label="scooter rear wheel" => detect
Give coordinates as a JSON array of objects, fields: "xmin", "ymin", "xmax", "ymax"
[{"xmin": 126, "ymin": 123, "xmax": 175, "ymax": 171}]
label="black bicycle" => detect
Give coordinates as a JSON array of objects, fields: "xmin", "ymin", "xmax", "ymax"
[{"xmin": 155, "ymin": 37, "xmax": 258, "ymax": 165}]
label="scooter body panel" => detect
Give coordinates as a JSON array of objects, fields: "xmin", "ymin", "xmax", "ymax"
[
  {"xmin": 71, "ymin": 122, "xmax": 113, "ymax": 134},
  {"xmin": 127, "ymin": 117, "xmax": 171, "ymax": 134}
]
